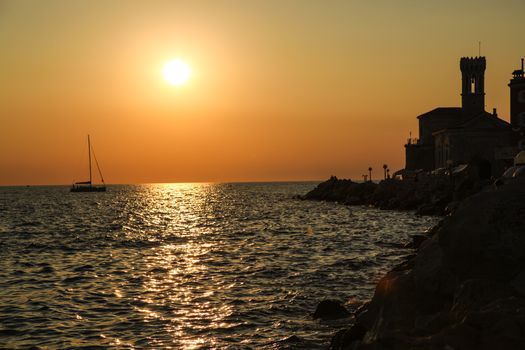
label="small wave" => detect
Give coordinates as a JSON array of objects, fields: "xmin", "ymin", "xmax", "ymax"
[
  {"xmin": 62, "ymin": 275, "xmax": 89, "ymax": 283},
  {"xmin": 73, "ymin": 265, "xmax": 94, "ymax": 272},
  {"xmin": 38, "ymin": 266, "xmax": 54, "ymax": 274},
  {"xmin": 14, "ymin": 221, "xmax": 42, "ymax": 227},
  {"xmin": 0, "ymin": 329, "xmax": 22, "ymax": 337},
  {"xmin": 148, "ymin": 267, "xmax": 169, "ymax": 274}
]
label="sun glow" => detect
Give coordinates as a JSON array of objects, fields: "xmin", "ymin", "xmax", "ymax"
[{"xmin": 162, "ymin": 59, "xmax": 191, "ymax": 86}]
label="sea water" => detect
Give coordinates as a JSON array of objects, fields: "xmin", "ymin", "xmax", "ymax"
[{"xmin": 0, "ymin": 183, "xmax": 438, "ymax": 349}]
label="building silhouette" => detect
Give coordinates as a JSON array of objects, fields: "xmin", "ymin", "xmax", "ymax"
[
  {"xmin": 405, "ymin": 56, "xmax": 523, "ymax": 177},
  {"xmin": 509, "ymin": 58, "xmax": 525, "ymax": 147}
]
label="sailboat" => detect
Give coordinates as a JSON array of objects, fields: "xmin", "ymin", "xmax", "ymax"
[{"xmin": 71, "ymin": 135, "xmax": 106, "ymax": 192}]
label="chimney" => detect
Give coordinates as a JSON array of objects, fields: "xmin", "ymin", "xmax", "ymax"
[
  {"xmin": 492, "ymin": 108, "xmax": 497, "ymax": 117},
  {"xmin": 522, "ymin": 58, "xmax": 524, "ymax": 72}
]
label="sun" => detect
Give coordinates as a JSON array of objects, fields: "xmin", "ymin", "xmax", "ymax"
[{"xmin": 162, "ymin": 59, "xmax": 191, "ymax": 86}]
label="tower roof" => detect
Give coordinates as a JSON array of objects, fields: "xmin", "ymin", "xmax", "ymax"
[
  {"xmin": 510, "ymin": 58, "xmax": 525, "ymax": 82},
  {"xmin": 460, "ymin": 56, "xmax": 486, "ymax": 72}
]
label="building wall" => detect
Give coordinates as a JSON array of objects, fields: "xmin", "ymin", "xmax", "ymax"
[
  {"xmin": 509, "ymin": 77, "xmax": 525, "ymax": 129},
  {"xmin": 434, "ymin": 133, "xmax": 450, "ymax": 169},
  {"xmin": 434, "ymin": 129, "xmax": 515, "ymax": 176},
  {"xmin": 509, "ymin": 76, "xmax": 525, "ymax": 153},
  {"xmin": 405, "ymin": 143, "xmax": 434, "ymax": 170},
  {"xmin": 419, "ymin": 115, "xmax": 459, "ymax": 145}
]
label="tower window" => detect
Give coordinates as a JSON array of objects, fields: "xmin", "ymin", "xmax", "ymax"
[{"xmin": 470, "ymin": 78, "xmax": 476, "ymax": 93}]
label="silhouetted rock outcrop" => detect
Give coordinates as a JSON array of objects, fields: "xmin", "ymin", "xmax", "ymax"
[
  {"xmin": 301, "ymin": 170, "xmax": 491, "ymax": 216},
  {"xmin": 313, "ymin": 299, "xmax": 351, "ymax": 320},
  {"xmin": 329, "ymin": 178, "xmax": 525, "ymax": 350},
  {"xmin": 302, "ymin": 176, "xmax": 369, "ymax": 203}
]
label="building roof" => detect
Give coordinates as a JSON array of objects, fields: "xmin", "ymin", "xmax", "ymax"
[
  {"xmin": 455, "ymin": 111, "xmax": 511, "ymax": 129},
  {"xmin": 417, "ymin": 107, "xmax": 462, "ymax": 120},
  {"xmin": 432, "ymin": 111, "xmax": 511, "ymax": 135}
]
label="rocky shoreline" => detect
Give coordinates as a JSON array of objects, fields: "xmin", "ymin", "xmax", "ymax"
[
  {"xmin": 303, "ymin": 176, "xmax": 525, "ymax": 349},
  {"xmin": 301, "ymin": 171, "xmax": 490, "ymax": 216}
]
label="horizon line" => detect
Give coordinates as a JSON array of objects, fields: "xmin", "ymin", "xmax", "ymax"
[{"xmin": 0, "ymin": 179, "xmax": 329, "ymax": 188}]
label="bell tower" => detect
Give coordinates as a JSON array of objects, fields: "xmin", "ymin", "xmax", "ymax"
[
  {"xmin": 460, "ymin": 56, "xmax": 486, "ymax": 115},
  {"xmin": 509, "ymin": 58, "xmax": 525, "ymax": 130}
]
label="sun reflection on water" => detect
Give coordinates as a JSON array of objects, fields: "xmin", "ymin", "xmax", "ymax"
[{"xmin": 123, "ymin": 183, "xmax": 234, "ymax": 347}]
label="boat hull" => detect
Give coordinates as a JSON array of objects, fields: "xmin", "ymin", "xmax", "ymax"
[{"xmin": 70, "ymin": 185, "xmax": 106, "ymax": 193}]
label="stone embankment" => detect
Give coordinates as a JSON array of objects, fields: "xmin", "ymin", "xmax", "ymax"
[
  {"xmin": 301, "ymin": 173, "xmax": 489, "ymax": 216},
  {"xmin": 326, "ymin": 179, "xmax": 525, "ymax": 349}
]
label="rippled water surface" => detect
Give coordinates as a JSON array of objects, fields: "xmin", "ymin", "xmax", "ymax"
[{"xmin": 0, "ymin": 183, "xmax": 438, "ymax": 349}]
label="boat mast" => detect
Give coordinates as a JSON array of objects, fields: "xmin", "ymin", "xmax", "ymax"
[{"xmin": 88, "ymin": 134, "xmax": 92, "ymax": 185}]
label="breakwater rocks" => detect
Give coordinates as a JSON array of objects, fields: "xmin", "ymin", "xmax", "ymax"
[
  {"xmin": 329, "ymin": 178, "xmax": 525, "ymax": 350},
  {"xmin": 301, "ymin": 174, "xmax": 488, "ymax": 216}
]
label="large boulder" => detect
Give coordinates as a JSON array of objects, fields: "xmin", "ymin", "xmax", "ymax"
[
  {"xmin": 302, "ymin": 176, "xmax": 358, "ymax": 202},
  {"xmin": 313, "ymin": 299, "xmax": 351, "ymax": 320},
  {"xmin": 331, "ymin": 178, "xmax": 525, "ymax": 350},
  {"xmin": 302, "ymin": 176, "xmax": 378, "ymax": 205}
]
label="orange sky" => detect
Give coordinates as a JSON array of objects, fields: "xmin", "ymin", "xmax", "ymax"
[{"xmin": 1, "ymin": 0, "xmax": 524, "ymax": 185}]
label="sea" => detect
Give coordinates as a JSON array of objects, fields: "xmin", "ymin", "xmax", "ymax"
[{"xmin": 0, "ymin": 182, "xmax": 439, "ymax": 349}]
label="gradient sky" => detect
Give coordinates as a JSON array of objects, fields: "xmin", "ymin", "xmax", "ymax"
[{"xmin": 1, "ymin": 0, "xmax": 524, "ymax": 185}]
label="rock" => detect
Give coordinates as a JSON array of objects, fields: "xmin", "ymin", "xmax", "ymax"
[
  {"xmin": 510, "ymin": 270, "xmax": 525, "ymax": 297},
  {"xmin": 329, "ymin": 322, "xmax": 367, "ymax": 350},
  {"xmin": 412, "ymin": 237, "xmax": 456, "ymax": 296},
  {"xmin": 303, "ymin": 175, "xmax": 457, "ymax": 215},
  {"xmin": 269, "ymin": 335, "xmax": 319, "ymax": 349},
  {"xmin": 443, "ymin": 200, "xmax": 460, "ymax": 215},
  {"xmin": 303, "ymin": 176, "xmax": 359, "ymax": 202},
  {"xmin": 329, "ymin": 178, "xmax": 525, "ymax": 350},
  {"xmin": 411, "ymin": 234, "xmax": 428, "ymax": 249},
  {"xmin": 416, "ymin": 203, "xmax": 438, "ymax": 215},
  {"xmin": 450, "ymin": 279, "xmax": 513, "ymax": 320},
  {"xmin": 437, "ymin": 179, "xmax": 525, "ymax": 282},
  {"xmin": 313, "ymin": 299, "xmax": 351, "ymax": 320},
  {"xmin": 344, "ymin": 196, "xmax": 361, "ymax": 205}
]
